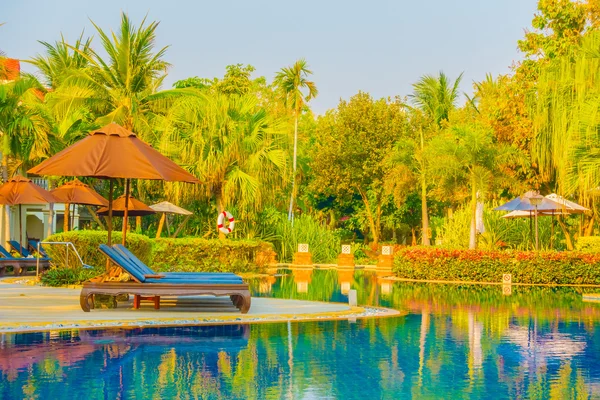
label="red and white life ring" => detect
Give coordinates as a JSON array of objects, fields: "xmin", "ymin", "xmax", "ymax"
[{"xmin": 217, "ymin": 210, "xmax": 235, "ymax": 234}]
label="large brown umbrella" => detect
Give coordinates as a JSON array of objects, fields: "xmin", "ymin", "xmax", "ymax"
[
  {"xmin": 51, "ymin": 179, "xmax": 109, "ymax": 232},
  {"xmin": 28, "ymin": 123, "xmax": 200, "ymax": 247},
  {"xmin": 0, "ymin": 176, "xmax": 56, "ymax": 249},
  {"xmin": 97, "ymin": 195, "xmax": 156, "ymax": 217}
]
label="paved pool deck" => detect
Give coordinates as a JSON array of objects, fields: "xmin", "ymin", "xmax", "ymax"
[{"xmin": 0, "ymin": 279, "xmax": 399, "ymax": 333}]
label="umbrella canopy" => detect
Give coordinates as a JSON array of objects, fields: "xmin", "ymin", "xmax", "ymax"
[
  {"xmin": 51, "ymin": 179, "xmax": 108, "ymax": 207},
  {"xmin": 28, "ymin": 123, "xmax": 200, "ymax": 250},
  {"xmin": 149, "ymin": 201, "xmax": 192, "ymax": 215},
  {"xmin": 97, "ymin": 195, "xmax": 156, "ymax": 217},
  {"xmin": 0, "ymin": 175, "xmax": 56, "ymax": 205},
  {"xmin": 28, "ymin": 123, "xmax": 200, "ymax": 183},
  {"xmin": 545, "ymin": 193, "xmax": 588, "ymax": 214},
  {"xmin": 501, "ymin": 210, "xmax": 570, "ymax": 219},
  {"xmin": 494, "ymin": 191, "xmax": 563, "ymax": 212}
]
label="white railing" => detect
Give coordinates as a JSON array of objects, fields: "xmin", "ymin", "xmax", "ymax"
[
  {"xmin": 36, "ymin": 241, "xmax": 91, "ymax": 277},
  {"xmin": 30, "ymin": 177, "xmax": 49, "ymax": 190}
]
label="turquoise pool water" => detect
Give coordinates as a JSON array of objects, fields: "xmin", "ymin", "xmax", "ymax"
[{"xmin": 1, "ymin": 270, "xmax": 600, "ymax": 398}]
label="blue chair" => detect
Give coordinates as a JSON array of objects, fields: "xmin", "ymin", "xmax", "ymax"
[
  {"xmin": 78, "ymin": 245, "xmax": 251, "ymax": 313},
  {"xmin": 28, "ymin": 239, "xmax": 49, "ymax": 258},
  {"xmin": 112, "ymin": 244, "xmax": 240, "ymax": 280},
  {"xmin": 0, "ymin": 244, "xmax": 50, "ymax": 275}
]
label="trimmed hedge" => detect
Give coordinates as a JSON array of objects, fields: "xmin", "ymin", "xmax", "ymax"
[
  {"xmin": 42, "ymin": 231, "xmax": 274, "ymax": 283},
  {"xmin": 575, "ymin": 236, "xmax": 600, "ymax": 252},
  {"xmin": 152, "ymin": 238, "xmax": 274, "ymax": 273},
  {"xmin": 44, "ymin": 231, "xmax": 153, "ymax": 269},
  {"xmin": 393, "ymin": 247, "xmax": 600, "ymax": 285}
]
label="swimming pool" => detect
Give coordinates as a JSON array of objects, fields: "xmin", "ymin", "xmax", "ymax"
[{"xmin": 1, "ymin": 270, "xmax": 600, "ymax": 398}]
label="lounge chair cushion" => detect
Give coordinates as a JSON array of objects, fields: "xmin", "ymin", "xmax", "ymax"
[{"xmin": 112, "ymin": 244, "xmax": 242, "ymax": 281}]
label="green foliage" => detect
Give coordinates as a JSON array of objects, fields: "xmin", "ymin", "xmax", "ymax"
[
  {"xmin": 575, "ymin": 236, "xmax": 600, "ymax": 252},
  {"xmin": 517, "ymin": 0, "xmax": 587, "ymax": 61},
  {"xmin": 437, "ymin": 203, "xmax": 564, "ymax": 251},
  {"xmin": 257, "ymin": 210, "xmax": 340, "ymax": 263},
  {"xmin": 44, "ymin": 230, "xmax": 153, "ymax": 269},
  {"xmin": 394, "ymin": 247, "xmax": 600, "ymax": 284},
  {"xmin": 40, "ymin": 267, "xmax": 102, "ymax": 287},
  {"xmin": 151, "ymin": 238, "xmax": 273, "ymax": 273},
  {"xmin": 309, "ymin": 92, "xmax": 405, "ymax": 244}
]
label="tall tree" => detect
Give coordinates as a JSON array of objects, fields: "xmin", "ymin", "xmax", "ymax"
[
  {"xmin": 274, "ymin": 59, "xmax": 318, "ymax": 223},
  {"xmin": 0, "ymin": 74, "xmax": 51, "ymax": 179},
  {"xmin": 158, "ymin": 90, "xmax": 288, "ymax": 235},
  {"xmin": 30, "ymin": 33, "xmax": 93, "ymax": 89},
  {"xmin": 430, "ymin": 118, "xmax": 518, "ymax": 249},
  {"xmin": 48, "ymin": 13, "xmax": 183, "ymax": 141},
  {"xmin": 309, "ymin": 92, "xmax": 405, "ymax": 246},
  {"xmin": 408, "ymin": 72, "xmax": 462, "ymax": 245}
]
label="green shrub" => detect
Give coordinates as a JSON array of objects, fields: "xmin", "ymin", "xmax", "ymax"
[
  {"xmin": 575, "ymin": 236, "xmax": 600, "ymax": 252},
  {"xmin": 151, "ymin": 238, "xmax": 273, "ymax": 273},
  {"xmin": 41, "ymin": 267, "xmax": 103, "ymax": 287},
  {"xmin": 44, "ymin": 231, "xmax": 153, "ymax": 269},
  {"xmin": 273, "ymin": 214, "xmax": 340, "ymax": 263},
  {"xmin": 393, "ymin": 247, "xmax": 600, "ymax": 285}
]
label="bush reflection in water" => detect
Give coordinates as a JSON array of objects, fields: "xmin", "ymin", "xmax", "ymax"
[{"xmin": 1, "ymin": 270, "xmax": 600, "ymax": 398}]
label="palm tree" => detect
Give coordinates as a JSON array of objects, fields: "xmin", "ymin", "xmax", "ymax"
[
  {"xmin": 273, "ymin": 59, "xmax": 318, "ymax": 223},
  {"xmin": 47, "ymin": 13, "xmax": 184, "ymax": 141},
  {"xmin": 159, "ymin": 91, "xmax": 288, "ymax": 236},
  {"xmin": 0, "ymin": 74, "xmax": 51, "ymax": 179},
  {"xmin": 30, "ymin": 33, "xmax": 93, "ymax": 89},
  {"xmin": 430, "ymin": 122, "xmax": 515, "ymax": 249},
  {"xmin": 408, "ymin": 72, "xmax": 462, "ymax": 245}
]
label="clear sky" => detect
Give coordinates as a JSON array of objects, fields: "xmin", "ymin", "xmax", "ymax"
[{"xmin": 2, "ymin": 0, "xmax": 538, "ymax": 114}]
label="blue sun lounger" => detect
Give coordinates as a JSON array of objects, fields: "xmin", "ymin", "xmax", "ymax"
[
  {"xmin": 112, "ymin": 244, "xmax": 239, "ymax": 280},
  {"xmin": 79, "ymin": 245, "xmax": 251, "ymax": 313},
  {"xmin": 0, "ymin": 244, "xmax": 51, "ymax": 275},
  {"xmin": 9, "ymin": 240, "xmax": 51, "ymax": 262}
]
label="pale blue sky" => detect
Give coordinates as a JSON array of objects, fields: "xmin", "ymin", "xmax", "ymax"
[{"xmin": 2, "ymin": 0, "xmax": 537, "ymax": 113}]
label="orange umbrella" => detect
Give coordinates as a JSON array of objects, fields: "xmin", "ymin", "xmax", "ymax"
[
  {"xmin": 51, "ymin": 179, "xmax": 109, "ymax": 232},
  {"xmin": 28, "ymin": 123, "xmax": 200, "ymax": 246},
  {"xmin": 0, "ymin": 176, "xmax": 56, "ymax": 249},
  {"xmin": 97, "ymin": 195, "xmax": 156, "ymax": 217}
]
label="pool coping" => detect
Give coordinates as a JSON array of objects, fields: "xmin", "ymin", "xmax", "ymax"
[{"xmin": 0, "ymin": 305, "xmax": 403, "ymax": 334}]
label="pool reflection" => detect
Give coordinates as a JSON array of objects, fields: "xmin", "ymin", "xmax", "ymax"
[{"xmin": 1, "ymin": 271, "xmax": 600, "ymax": 398}]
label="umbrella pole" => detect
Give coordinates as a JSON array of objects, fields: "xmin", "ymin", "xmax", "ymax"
[
  {"xmin": 107, "ymin": 180, "xmax": 114, "ymax": 246},
  {"xmin": 534, "ymin": 206, "xmax": 539, "ymax": 251},
  {"xmin": 173, "ymin": 215, "xmax": 191, "ymax": 238},
  {"xmin": 551, "ymin": 211, "xmax": 554, "ymax": 249},
  {"xmin": 64, "ymin": 202, "xmax": 70, "ymax": 232},
  {"xmin": 156, "ymin": 213, "xmax": 165, "ymax": 239},
  {"xmin": 122, "ymin": 179, "xmax": 130, "ymax": 246},
  {"xmin": 165, "ymin": 214, "xmax": 171, "ymax": 237},
  {"xmin": 19, "ymin": 204, "xmax": 22, "ymax": 251}
]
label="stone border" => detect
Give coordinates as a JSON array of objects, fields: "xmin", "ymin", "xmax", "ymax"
[{"xmin": 0, "ymin": 306, "xmax": 402, "ymax": 334}]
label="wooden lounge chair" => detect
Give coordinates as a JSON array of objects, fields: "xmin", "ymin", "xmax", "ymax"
[
  {"xmin": 79, "ymin": 245, "xmax": 251, "ymax": 314},
  {"xmin": 0, "ymin": 245, "xmax": 51, "ymax": 275}
]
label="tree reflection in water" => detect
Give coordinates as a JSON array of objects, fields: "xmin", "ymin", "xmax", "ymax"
[{"xmin": 1, "ymin": 272, "xmax": 600, "ymax": 398}]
